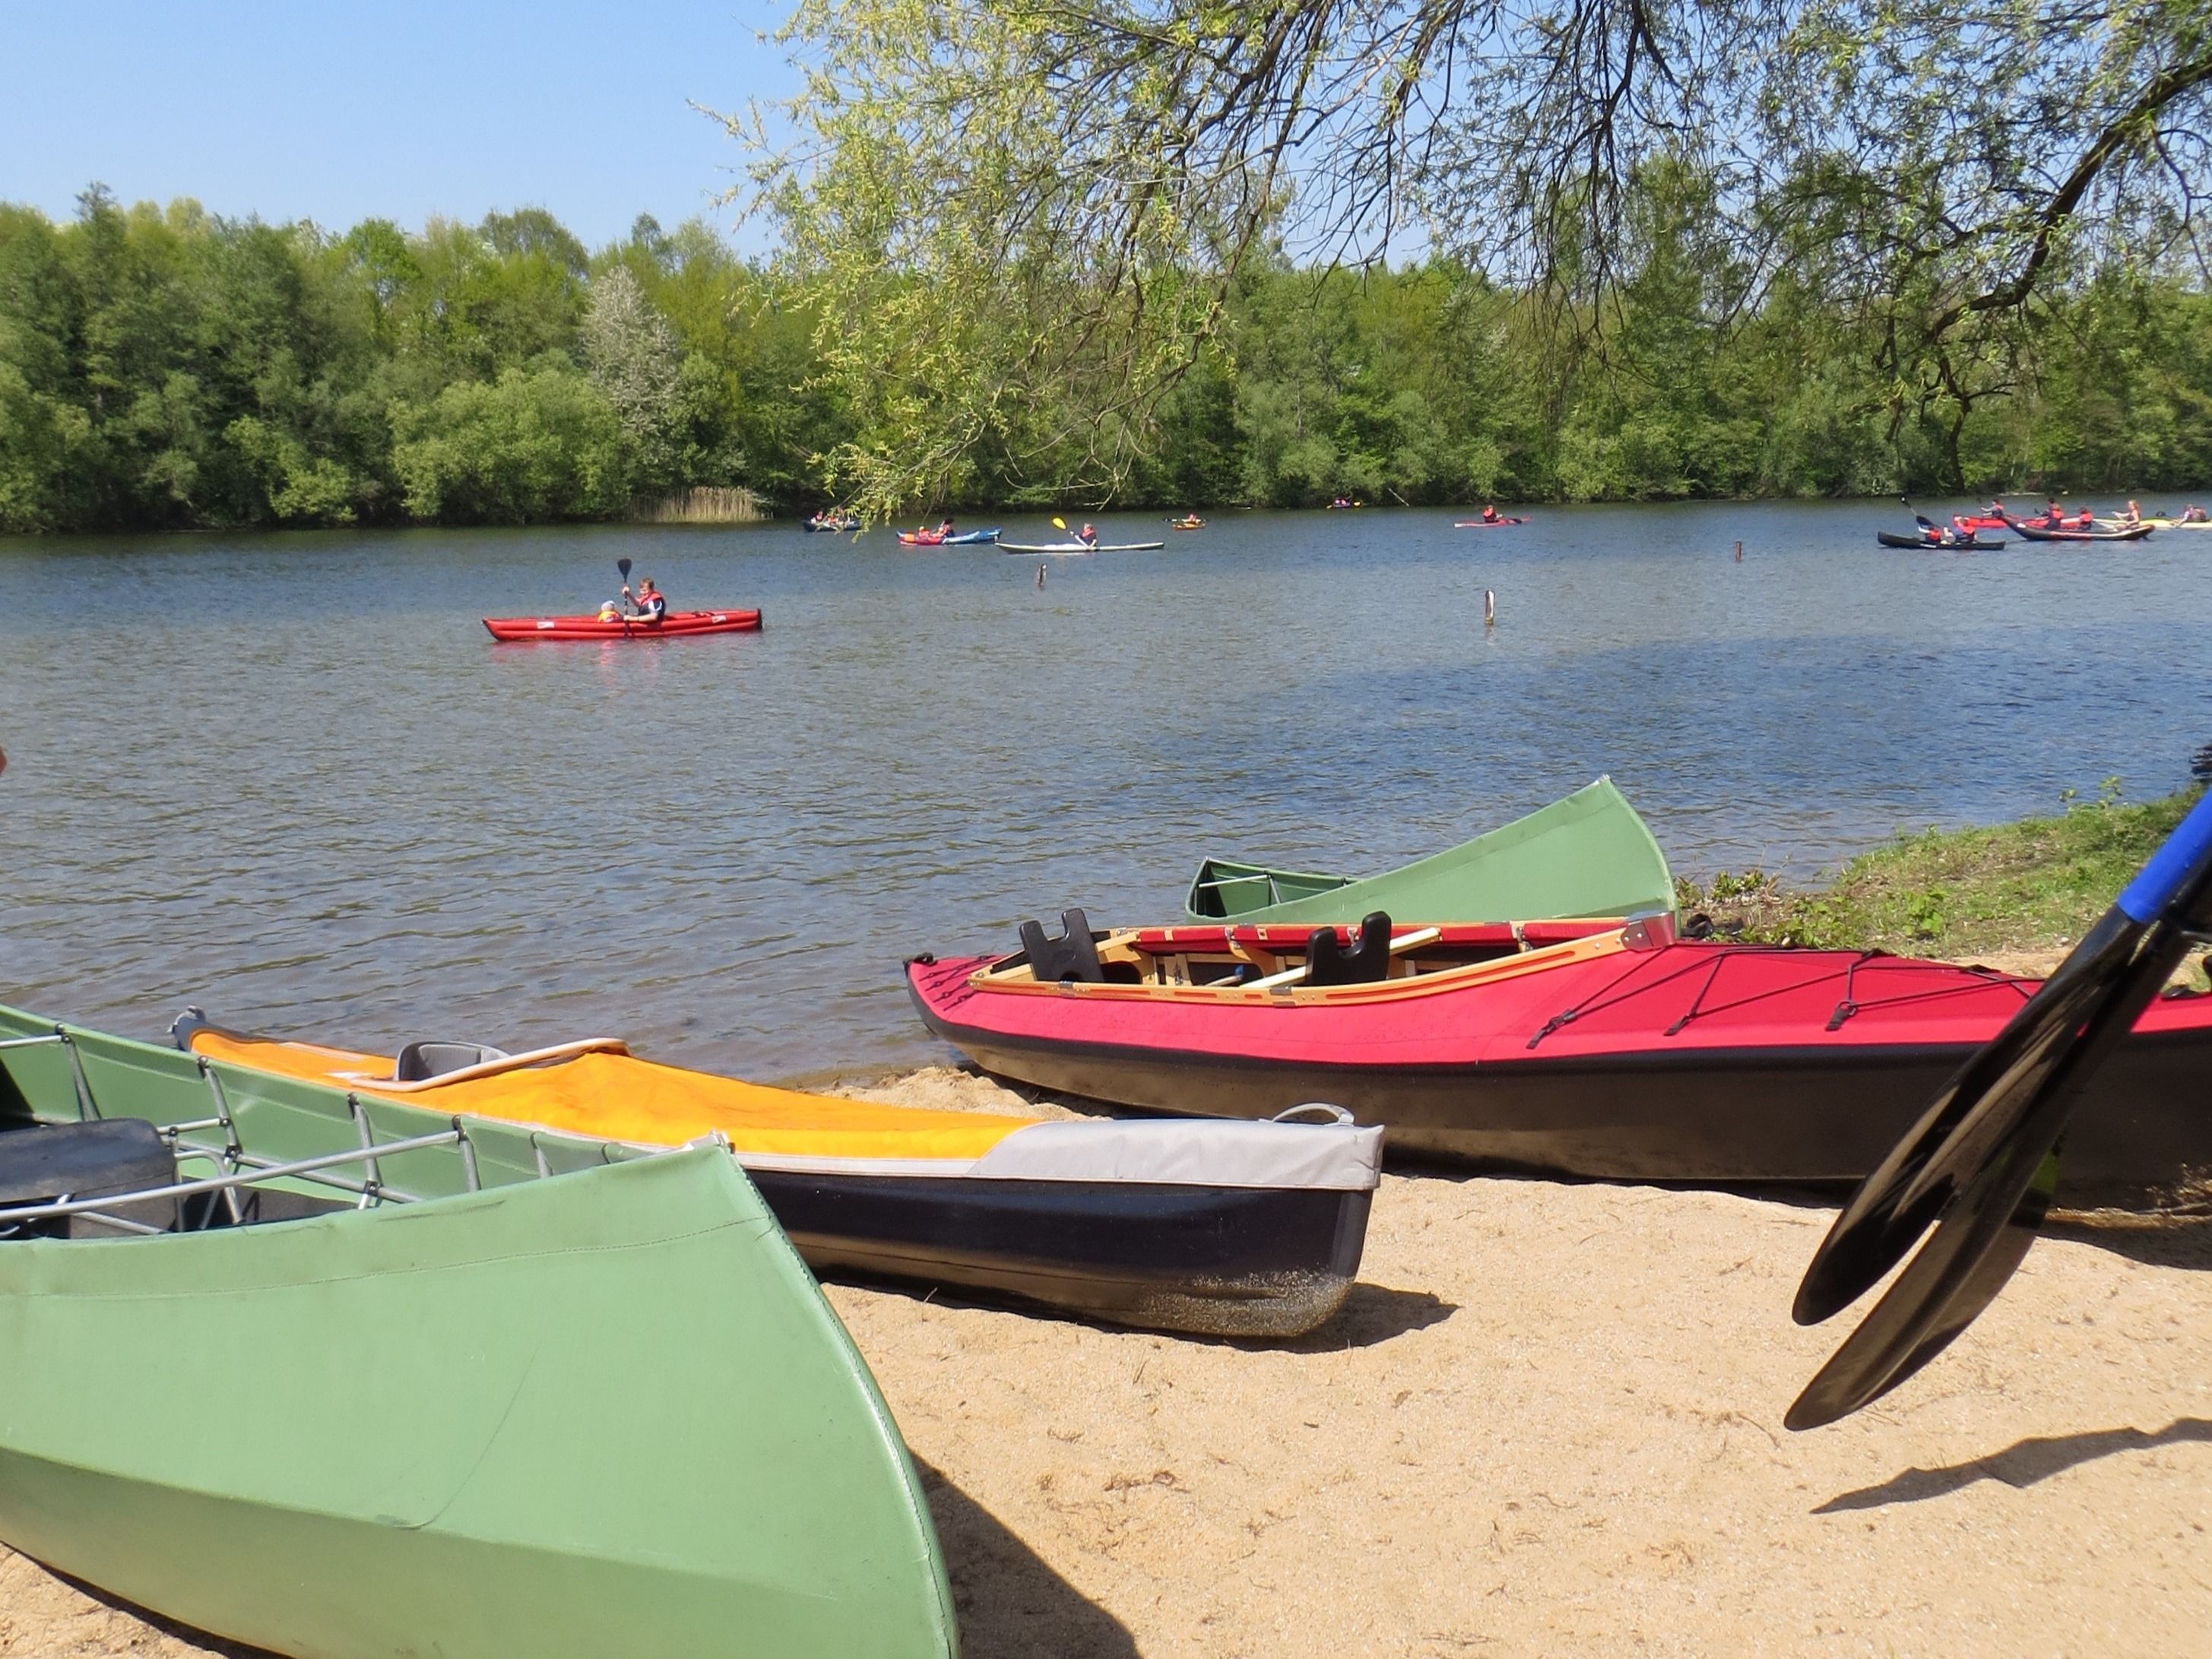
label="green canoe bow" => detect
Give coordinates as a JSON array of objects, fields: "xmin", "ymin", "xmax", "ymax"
[
  {"xmin": 0, "ymin": 1004, "xmax": 957, "ymax": 1659},
  {"xmin": 1185, "ymin": 777, "xmax": 1675, "ymax": 926}
]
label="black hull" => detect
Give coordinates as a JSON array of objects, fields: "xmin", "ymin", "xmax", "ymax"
[
  {"xmin": 749, "ymin": 1167, "xmax": 1372, "ymax": 1338},
  {"xmin": 1876, "ymin": 530, "xmax": 2004, "ymax": 549},
  {"xmin": 911, "ymin": 1002, "xmax": 2212, "ymax": 1205}
]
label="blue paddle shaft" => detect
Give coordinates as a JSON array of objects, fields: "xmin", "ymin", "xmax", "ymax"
[{"xmin": 2118, "ymin": 790, "xmax": 2212, "ymax": 923}]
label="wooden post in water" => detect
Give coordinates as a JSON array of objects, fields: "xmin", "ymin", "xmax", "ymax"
[
  {"xmin": 1733, "ymin": 540, "xmax": 1744, "ymax": 562},
  {"xmin": 1484, "ymin": 590, "xmax": 1496, "ymax": 628},
  {"xmin": 1037, "ymin": 562, "xmax": 1047, "ymax": 588}
]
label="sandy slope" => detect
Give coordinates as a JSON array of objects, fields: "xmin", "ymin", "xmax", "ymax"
[{"xmin": 8, "ymin": 1072, "xmax": 2210, "ymax": 1657}]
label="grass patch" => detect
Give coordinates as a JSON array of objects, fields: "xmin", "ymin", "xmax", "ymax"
[{"xmin": 1677, "ymin": 783, "xmax": 2207, "ymax": 964}]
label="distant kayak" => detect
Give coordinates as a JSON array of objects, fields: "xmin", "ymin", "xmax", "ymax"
[
  {"xmin": 1454, "ymin": 518, "xmax": 1526, "ymax": 528},
  {"xmin": 803, "ymin": 515, "xmax": 860, "ymax": 533},
  {"xmin": 2010, "ymin": 521, "xmax": 2153, "ymax": 543},
  {"xmin": 895, "ymin": 528, "xmax": 1000, "ymax": 546},
  {"xmin": 1877, "ymin": 530, "xmax": 2004, "ymax": 549},
  {"xmin": 483, "ymin": 609, "xmax": 763, "ymax": 641},
  {"xmin": 1167, "ymin": 518, "xmax": 1206, "ymax": 531},
  {"xmin": 1001, "ymin": 540, "xmax": 1165, "ymax": 554}
]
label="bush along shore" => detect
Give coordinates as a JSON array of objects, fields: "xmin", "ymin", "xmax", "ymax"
[
  {"xmin": 1676, "ymin": 780, "xmax": 2212, "ymax": 990},
  {"xmin": 8, "ymin": 186, "xmax": 2212, "ymax": 533}
]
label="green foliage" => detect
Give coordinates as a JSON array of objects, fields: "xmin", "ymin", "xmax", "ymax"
[
  {"xmin": 0, "ymin": 195, "xmax": 788, "ymax": 532},
  {"xmin": 389, "ymin": 366, "xmax": 627, "ymax": 522},
  {"xmin": 1682, "ymin": 786, "xmax": 2205, "ymax": 961},
  {"xmin": 2, "ymin": 181, "xmax": 2209, "ymax": 532}
]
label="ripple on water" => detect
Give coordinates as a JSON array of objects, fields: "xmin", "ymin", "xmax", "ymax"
[{"xmin": 4, "ymin": 504, "xmax": 2209, "ymax": 1077}]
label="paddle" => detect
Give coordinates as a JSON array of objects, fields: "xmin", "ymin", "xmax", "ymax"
[
  {"xmin": 1786, "ymin": 787, "xmax": 2212, "ymax": 1429},
  {"xmin": 1899, "ymin": 495, "xmax": 1944, "ymax": 539},
  {"xmin": 616, "ymin": 556, "xmax": 634, "ymax": 633}
]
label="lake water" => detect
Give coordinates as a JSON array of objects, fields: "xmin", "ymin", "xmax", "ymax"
[{"xmin": 5, "ymin": 502, "xmax": 2209, "ymax": 1081}]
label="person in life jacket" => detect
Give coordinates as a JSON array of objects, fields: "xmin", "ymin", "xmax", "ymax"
[
  {"xmin": 623, "ymin": 578, "xmax": 667, "ymax": 622},
  {"xmin": 1077, "ymin": 522, "xmax": 1099, "ymax": 548},
  {"xmin": 1481, "ymin": 504, "xmax": 1501, "ymax": 523}
]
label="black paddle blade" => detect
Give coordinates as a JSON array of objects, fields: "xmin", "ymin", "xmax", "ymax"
[
  {"xmin": 1789, "ymin": 787, "xmax": 2212, "ymax": 1427},
  {"xmin": 618, "ymin": 557, "xmax": 633, "ymax": 580},
  {"xmin": 1787, "ymin": 1141, "xmax": 2059, "ymax": 1429},
  {"xmin": 1789, "ymin": 907, "xmax": 2147, "ymax": 1326}
]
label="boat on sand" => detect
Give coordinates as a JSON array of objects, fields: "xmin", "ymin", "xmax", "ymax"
[
  {"xmin": 904, "ymin": 913, "xmax": 2212, "ymax": 1199},
  {"xmin": 176, "ymin": 1012, "xmax": 1382, "ymax": 1338},
  {"xmin": 0, "ymin": 1002, "xmax": 954, "ymax": 1659},
  {"xmin": 1185, "ymin": 777, "xmax": 1675, "ymax": 925}
]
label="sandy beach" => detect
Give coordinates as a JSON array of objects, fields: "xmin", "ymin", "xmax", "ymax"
[{"xmin": 7, "ymin": 1069, "xmax": 2210, "ymax": 1657}]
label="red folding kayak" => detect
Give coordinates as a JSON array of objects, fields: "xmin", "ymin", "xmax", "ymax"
[
  {"xmin": 482, "ymin": 609, "xmax": 762, "ymax": 641},
  {"xmin": 905, "ymin": 915, "xmax": 2212, "ymax": 1198}
]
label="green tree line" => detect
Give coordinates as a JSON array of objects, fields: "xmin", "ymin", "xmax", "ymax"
[{"xmin": 2, "ymin": 184, "xmax": 2207, "ymax": 533}]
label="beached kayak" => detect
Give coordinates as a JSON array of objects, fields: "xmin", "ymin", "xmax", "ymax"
[
  {"xmin": 0, "ymin": 1002, "xmax": 955, "ymax": 1659},
  {"xmin": 1877, "ymin": 530, "xmax": 2005, "ymax": 549},
  {"xmin": 176, "ymin": 1012, "xmax": 1381, "ymax": 1337},
  {"xmin": 482, "ymin": 609, "xmax": 762, "ymax": 641},
  {"xmin": 1186, "ymin": 777, "xmax": 1674, "ymax": 925},
  {"xmin": 904, "ymin": 915, "xmax": 2212, "ymax": 1199},
  {"xmin": 1001, "ymin": 540, "xmax": 1166, "ymax": 553},
  {"xmin": 895, "ymin": 528, "xmax": 1001, "ymax": 546}
]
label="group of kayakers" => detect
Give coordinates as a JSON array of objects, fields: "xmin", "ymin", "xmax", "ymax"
[
  {"xmin": 596, "ymin": 578, "xmax": 667, "ymax": 623},
  {"xmin": 1966, "ymin": 498, "xmax": 2208, "ymax": 529}
]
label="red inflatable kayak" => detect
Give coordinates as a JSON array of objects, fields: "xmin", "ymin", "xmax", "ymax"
[
  {"xmin": 483, "ymin": 609, "xmax": 763, "ymax": 642},
  {"xmin": 905, "ymin": 917, "xmax": 2212, "ymax": 1195}
]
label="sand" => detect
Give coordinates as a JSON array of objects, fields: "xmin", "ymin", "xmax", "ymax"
[{"xmin": 9, "ymin": 1071, "xmax": 2211, "ymax": 1657}]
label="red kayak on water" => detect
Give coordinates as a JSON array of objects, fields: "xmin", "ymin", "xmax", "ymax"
[
  {"xmin": 483, "ymin": 609, "xmax": 763, "ymax": 641},
  {"xmin": 904, "ymin": 913, "xmax": 2212, "ymax": 1198}
]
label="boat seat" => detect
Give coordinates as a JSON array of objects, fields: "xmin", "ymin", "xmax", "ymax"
[
  {"xmin": 0, "ymin": 1118, "xmax": 177, "ymax": 1239},
  {"xmin": 394, "ymin": 1040, "xmax": 512, "ymax": 1082},
  {"xmin": 1305, "ymin": 911, "xmax": 1393, "ymax": 987},
  {"xmin": 1019, "ymin": 910, "xmax": 1104, "ymax": 984}
]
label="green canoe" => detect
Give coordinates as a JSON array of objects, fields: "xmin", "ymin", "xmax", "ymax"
[
  {"xmin": 1184, "ymin": 777, "xmax": 1675, "ymax": 926},
  {"xmin": 0, "ymin": 1003, "xmax": 956, "ymax": 1659}
]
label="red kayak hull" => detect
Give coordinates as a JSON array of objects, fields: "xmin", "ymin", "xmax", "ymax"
[
  {"xmin": 905, "ymin": 934, "xmax": 2212, "ymax": 1195},
  {"xmin": 482, "ymin": 609, "xmax": 763, "ymax": 641}
]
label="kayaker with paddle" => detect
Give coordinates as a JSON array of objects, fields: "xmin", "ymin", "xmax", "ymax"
[
  {"xmin": 1077, "ymin": 522, "xmax": 1099, "ymax": 549},
  {"xmin": 622, "ymin": 577, "xmax": 667, "ymax": 624}
]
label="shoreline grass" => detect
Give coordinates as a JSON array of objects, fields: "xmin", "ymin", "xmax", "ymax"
[{"xmin": 1675, "ymin": 783, "xmax": 2208, "ymax": 975}]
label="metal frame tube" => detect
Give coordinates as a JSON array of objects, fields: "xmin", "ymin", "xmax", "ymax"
[{"xmin": 0, "ymin": 1129, "xmax": 464, "ymax": 1226}]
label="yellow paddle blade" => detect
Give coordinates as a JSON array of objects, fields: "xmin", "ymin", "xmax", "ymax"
[{"xmin": 1052, "ymin": 516, "xmax": 1066, "ymax": 530}]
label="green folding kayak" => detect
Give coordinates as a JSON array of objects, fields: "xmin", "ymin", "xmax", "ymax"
[
  {"xmin": 1184, "ymin": 776, "xmax": 1675, "ymax": 925},
  {"xmin": 0, "ymin": 1002, "xmax": 957, "ymax": 1659}
]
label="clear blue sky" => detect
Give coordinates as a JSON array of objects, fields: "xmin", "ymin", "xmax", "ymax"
[{"xmin": 0, "ymin": 0, "xmax": 795, "ymax": 249}]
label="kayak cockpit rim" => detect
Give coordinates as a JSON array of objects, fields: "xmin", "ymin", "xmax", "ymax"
[
  {"xmin": 0, "ymin": 1024, "xmax": 710, "ymax": 1238},
  {"xmin": 965, "ymin": 913, "xmax": 1661, "ymax": 1003}
]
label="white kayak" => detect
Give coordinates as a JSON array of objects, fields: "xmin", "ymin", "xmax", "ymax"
[{"xmin": 1001, "ymin": 540, "xmax": 1167, "ymax": 554}]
